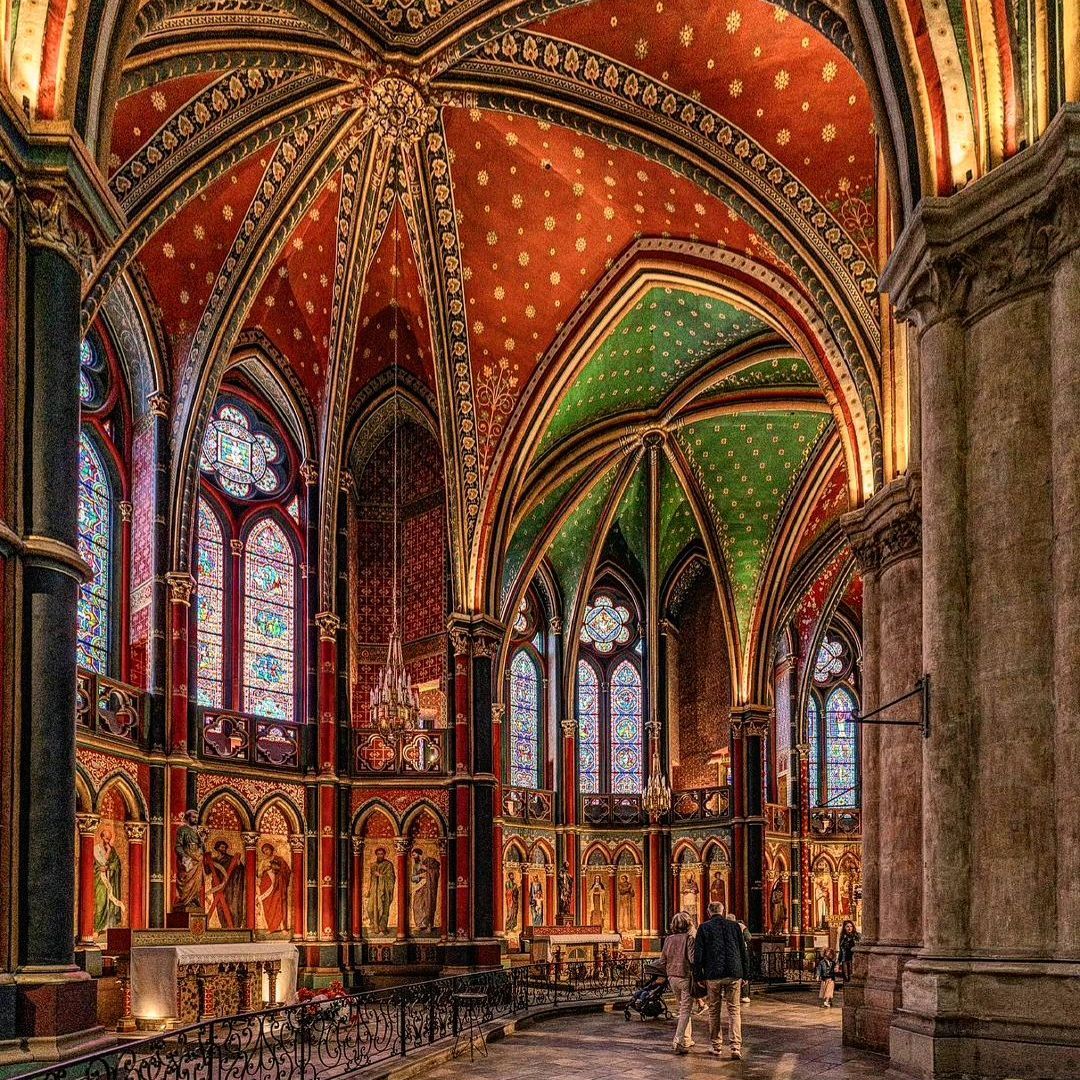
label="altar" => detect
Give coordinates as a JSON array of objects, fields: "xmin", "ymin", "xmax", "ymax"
[
  {"xmin": 523, "ymin": 925, "xmax": 622, "ymax": 964},
  {"xmin": 130, "ymin": 940, "xmax": 299, "ymax": 1026}
]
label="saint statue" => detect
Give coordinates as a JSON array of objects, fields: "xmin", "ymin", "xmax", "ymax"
[
  {"xmin": 617, "ymin": 873, "xmax": 635, "ymax": 931},
  {"xmin": 257, "ymin": 842, "xmax": 291, "ymax": 933},
  {"xmin": 94, "ymin": 826, "xmax": 125, "ymax": 934},
  {"xmin": 175, "ymin": 810, "xmax": 206, "ymax": 913},
  {"xmin": 205, "ymin": 839, "xmax": 246, "ymax": 928},
  {"xmin": 410, "ymin": 848, "xmax": 440, "ymax": 933},
  {"xmin": 589, "ymin": 877, "xmax": 606, "ymax": 926},
  {"xmin": 505, "ymin": 871, "xmax": 520, "ymax": 931},
  {"xmin": 770, "ymin": 880, "xmax": 787, "ymax": 934},
  {"xmin": 366, "ymin": 847, "xmax": 395, "ymax": 935},
  {"xmin": 680, "ymin": 873, "xmax": 699, "ymax": 916},
  {"xmin": 557, "ymin": 861, "xmax": 573, "ymax": 918},
  {"xmin": 529, "ymin": 877, "xmax": 544, "ymax": 927}
]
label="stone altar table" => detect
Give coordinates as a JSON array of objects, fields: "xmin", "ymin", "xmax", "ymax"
[{"xmin": 523, "ymin": 926, "xmax": 621, "ymax": 964}]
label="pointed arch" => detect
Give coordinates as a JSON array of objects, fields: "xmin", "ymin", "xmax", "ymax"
[{"xmin": 96, "ymin": 774, "xmax": 147, "ymax": 820}]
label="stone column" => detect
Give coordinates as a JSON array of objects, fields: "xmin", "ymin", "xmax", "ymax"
[
  {"xmin": 730, "ymin": 705, "xmax": 769, "ymax": 932},
  {"xmin": 13, "ymin": 191, "xmax": 108, "ymax": 1055},
  {"xmin": 879, "ymin": 103, "xmax": 1080, "ymax": 1079},
  {"xmin": 165, "ymin": 571, "xmax": 193, "ymax": 916},
  {"xmin": 288, "ymin": 835, "xmax": 305, "ymax": 941},
  {"xmin": 242, "ymin": 833, "xmax": 258, "ymax": 930},
  {"xmin": 840, "ymin": 475, "xmax": 923, "ymax": 1052},
  {"xmin": 75, "ymin": 815, "xmax": 100, "ymax": 948},
  {"xmin": 350, "ymin": 838, "xmax": 363, "ymax": 941},
  {"xmin": 394, "ymin": 838, "xmax": 409, "ymax": 943},
  {"xmin": 124, "ymin": 822, "xmax": 147, "ymax": 931},
  {"xmin": 313, "ymin": 612, "xmax": 339, "ymax": 955},
  {"xmin": 437, "ymin": 839, "xmax": 449, "ymax": 943},
  {"xmin": 448, "ymin": 623, "xmax": 472, "ymax": 941}
]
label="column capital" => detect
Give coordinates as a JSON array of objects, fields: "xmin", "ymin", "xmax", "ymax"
[
  {"xmin": 393, "ymin": 837, "xmax": 409, "ymax": 856},
  {"xmin": 548, "ymin": 616, "xmax": 563, "ymax": 636},
  {"xmin": 289, "ymin": 834, "xmax": 306, "ymax": 853},
  {"xmin": 315, "ymin": 611, "xmax": 341, "ymax": 641},
  {"xmin": 351, "ymin": 836, "xmax": 363, "ymax": 856},
  {"xmin": 883, "ymin": 104, "xmax": 1080, "ymax": 333},
  {"xmin": 300, "ymin": 460, "xmax": 318, "ymax": 486},
  {"xmin": 491, "ymin": 703, "xmax": 505, "ymax": 725},
  {"xmin": 76, "ymin": 812, "xmax": 100, "ymax": 836},
  {"xmin": 840, "ymin": 471, "xmax": 921, "ymax": 574},
  {"xmin": 19, "ymin": 186, "xmax": 95, "ymax": 275},
  {"xmin": 124, "ymin": 821, "xmax": 148, "ymax": 842},
  {"xmin": 146, "ymin": 391, "xmax": 169, "ymax": 418},
  {"xmin": 730, "ymin": 704, "xmax": 771, "ymax": 737},
  {"xmin": 165, "ymin": 571, "xmax": 196, "ymax": 605},
  {"xmin": 561, "ymin": 717, "xmax": 577, "ymax": 739},
  {"xmin": 119, "ymin": 500, "xmax": 133, "ymax": 523},
  {"xmin": 242, "ymin": 832, "xmax": 259, "ymax": 850}
]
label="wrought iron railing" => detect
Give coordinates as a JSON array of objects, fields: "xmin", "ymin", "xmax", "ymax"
[
  {"xmin": 20, "ymin": 959, "xmax": 647, "ymax": 1080},
  {"xmin": 198, "ymin": 708, "xmax": 302, "ymax": 770},
  {"xmin": 76, "ymin": 668, "xmax": 144, "ymax": 745},
  {"xmin": 353, "ymin": 728, "xmax": 449, "ymax": 774},
  {"xmin": 502, "ymin": 787, "xmax": 554, "ymax": 824}
]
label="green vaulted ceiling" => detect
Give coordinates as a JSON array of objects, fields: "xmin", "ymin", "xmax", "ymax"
[
  {"xmin": 659, "ymin": 454, "xmax": 700, "ymax": 581},
  {"xmin": 677, "ymin": 411, "xmax": 830, "ymax": 644},
  {"xmin": 538, "ymin": 287, "xmax": 769, "ymax": 455}
]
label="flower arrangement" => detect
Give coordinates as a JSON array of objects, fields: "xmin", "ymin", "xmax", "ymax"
[{"xmin": 297, "ymin": 981, "xmax": 350, "ymax": 1023}]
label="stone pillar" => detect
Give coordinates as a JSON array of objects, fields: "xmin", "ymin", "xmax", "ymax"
[
  {"xmin": 448, "ymin": 623, "xmax": 472, "ymax": 940},
  {"xmin": 646, "ymin": 826, "xmax": 662, "ymax": 934},
  {"xmin": 350, "ymin": 838, "xmax": 363, "ymax": 941},
  {"xmin": 75, "ymin": 815, "xmax": 100, "ymax": 948},
  {"xmin": 394, "ymin": 838, "xmax": 409, "ymax": 942},
  {"xmin": 289, "ymin": 835, "xmax": 305, "ymax": 941},
  {"xmin": 606, "ymin": 864, "xmax": 617, "ymax": 934},
  {"xmin": 437, "ymin": 839, "xmax": 449, "ymax": 943},
  {"xmin": 840, "ymin": 474, "xmax": 923, "ymax": 1052},
  {"xmin": 879, "ymin": 104, "xmax": 1080, "ymax": 1078},
  {"xmin": 165, "ymin": 572, "xmax": 193, "ymax": 915},
  {"xmin": 124, "ymin": 822, "xmax": 147, "ymax": 931},
  {"xmin": 313, "ymin": 612, "xmax": 339, "ymax": 954},
  {"xmin": 12, "ymin": 192, "xmax": 108, "ymax": 1056},
  {"xmin": 491, "ymin": 701, "xmax": 505, "ymax": 936},
  {"xmin": 730, "ymin": 705, "xmax": 768, "ymax": 932},
  {"xmin": 242, "ymin": 833, "xmax": 258, "ymax": 930}
]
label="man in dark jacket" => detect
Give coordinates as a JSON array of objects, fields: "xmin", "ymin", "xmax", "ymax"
[{"xmin": 693, "ymin": 902, "xmax": 750, "ymax": 1059}]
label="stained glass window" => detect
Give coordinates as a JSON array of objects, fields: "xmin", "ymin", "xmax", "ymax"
[
  {"xmin": 77, "ymin": 431, "xmax": 112, "ymax": 673},
  {"xmin": 580, "ymin": 594, "xmax": 631, "ymax": 653},
  {"xmin": 824, "ymin": 686, "xmax": 858, "ymax": 807},
  {"xmin": 79, "ymin": 341, "xmax": 94, "ymax": 404},
  {"xmin": 513, "ymin": 597, "xmax": 529, "ymax": 636},
  {"xmin": 286, "ymin": 495, "xmax": 300, "ymax": 523},
  {"xmin": 509, "ymin": 649, "xmax": 540, "ymax": 789},
  {"xmin": 200, "ymin": 403, "xmax": 283, "ymax": 499},
  {"xmin": 807, "ymin": 696, "xmax": 820, "ymax": 804},
  {"xmin": 195, "ymin": 498, "xmax": 225, "ymax": 708},
  {"xmin": 242, "ymin": 518, "xmax": 295, "ymax": 719},
  {"xmin": 79, "ymin": 338, "xmax": 107, "ymax": 408},
  {"xmin": 576, "ymin": 660, "xmax": 600, "ymax": 794},
  {"xmin": 814, "ymin": 637, "xmax": 845, "ymax": 683},
  {"xmin": 609, "ymin": 659, "xmax": 643, "ymax": 793}
]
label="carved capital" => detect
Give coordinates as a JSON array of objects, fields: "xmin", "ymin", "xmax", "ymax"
[
  {"xmin": 448, "ymin": 626, "xmax": 471, "ymax": 657},
  {"xmin": 118, "ymin": 500, "xmax": 133, "ymax": 524},
  {"xmin": 300, "ymin": 461, "xmax": 318, "ymax": 486},
  {"xmin": 351, "ymin": 836, "xmax": 363, "ymax": 857},
  {"xmin": 560, "ymin": 717, "xmax": 577, "ymax": 739},
  {"xmin": 166, "ymin": 572, "xmax": 196, "ymax": 606},
  {"xmin": 393, "ymin": 837, "xmax": 409, "ymax": 856},
  {"xmin": 491, "ymin": 703, "xmax": 505, "ymax": 725},
  {"xmin": 242, "ymin": 832, "xmax": 260, "ymax": 850},
  {"xmin": 230, "ymin": 539, "xmax": 244, "ymax": 557},
  {"xmin": 840, "ymin": 472, "xmax": 921, "ymax": 574},
  {"xmin": 76, "ymin": 813, "xmax": 100, "ymax": 836},
  {"xmin": 473, "ymin": 632, "xmax": 499, "ymax": 660},
  {"xmin": 0, "ymin": 180, "xmax": 15, "ymax": 230},
  {"xmin": 315, "ymin": 611, "xmax": 341, "ymax": 642},
  {"xmin": 147, "ymin": 391, "xmax": 170, "ymax": 419},
  {"xmin": 289, "ymin": 834, "xmax": 306, "ymax": 853},
  {"xmin": 124, "ymin": 821, "xmax": 148, "ymax": 843},
  {"xmin": 548, "ymin": 616, "xmax": 563, "ymax": 636},
  {"xmin": 19, "ymin": 188, "xmax": 95, "ymax": 276}
]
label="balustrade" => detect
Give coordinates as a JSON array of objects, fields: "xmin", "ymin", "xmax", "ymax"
[
  {"xmin": 353, "ymin": 728, "xmax": 449, "ymax": 775},
  {"xmin": 198, "ymin": 708, "xmax": 302, "ymax": 770},
  {"xmin": 76, "ymin": 668, "xmax": 143, "ymax": 744},
  {"xmin": 502, "ymin": 787, "xmax": 554, "ymax": 824}
]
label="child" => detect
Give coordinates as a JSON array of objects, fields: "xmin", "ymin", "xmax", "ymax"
[{"xmin": 816, "ymin": 949, "xmax": 837, "ymax": 1008}]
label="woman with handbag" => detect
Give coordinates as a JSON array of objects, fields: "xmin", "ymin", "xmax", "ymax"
[{"xmin": 660, "ymin": 910, "xmax": 701, "ymax": 1054}]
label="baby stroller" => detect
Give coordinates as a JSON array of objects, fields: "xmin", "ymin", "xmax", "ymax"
[{"xmin": 623, "ymin": 963, "xmax": 672, "ymax": 1021}]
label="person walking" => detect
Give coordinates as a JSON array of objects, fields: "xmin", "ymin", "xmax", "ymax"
[
  {"xmin": 660, "ymin": 911, "xmax": 697, "ymax": 1054},
  {"xmin": 693, "ymin": 902, "xmax": 749, "ymax": 1060},
  {"xmin": 728, "ymin": 913, "xmax": 753, "ymax": 1003},
  {"xmin": 817, "ymin": 948, "xmax": 837, "ymax": 1007},
  {"xmin": 838, "ymin": 920, "xmax": 860, "ymax": 983}
]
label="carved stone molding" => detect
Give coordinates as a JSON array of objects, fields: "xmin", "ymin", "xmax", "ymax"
[
  {"xmin": 166, "ymin": 571, "xmax": 196, "ymax": 605},
  {"xmin": 19, "ymin": 188, "xmax": 95, "ymax": 277},
  {"xmin": 124, "ymin": 821, "xmax": 148, "ymax": 842},
  {"xmin": 840, "ymin": 472, "xmax": 921, "ymax": 574},
  {"xmin": 560, "ymin": 717, "xmax": 577, "ymax": 739},
  {"xmin": 883, "ymin": 105, "xmax": 1080, "ymax": 333},
  {"xmin": 76, "ymin": 813, "xmax": 100, "ymax": 836},
  {"xmin": 315, "ymin": 611, "xmax": 341, "ymax": 641}
]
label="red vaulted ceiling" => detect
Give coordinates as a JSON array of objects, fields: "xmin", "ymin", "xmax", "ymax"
[
  {"xmin": 243, "ymin": 176, "xmax": 343, "ymax": 403},
  {"xmin": 538, "ymin": 0, "xmax": 877, "ymax": 255},
  {"xmin": 136, "ymin": 144, "xmax": 277, "ymax": 368},
  {"xmin": 792, "ymin": 458, "xmax": 849, "ymax": 564},
  {"xmin": 446, "ymin": 107, "xmax": 779, "ymax": 425},
  {"xmin": 108, "ymin": 72, "xmax": 224, "ymax": 172},
  {"xmin": 349, "ymin": 204, "xmax": 436, "ymax": 400}
]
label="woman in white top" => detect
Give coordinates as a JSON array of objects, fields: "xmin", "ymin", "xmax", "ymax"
[{"xmin": 660, "ymin": 910, "xmax": 696, "ymax": 1054}]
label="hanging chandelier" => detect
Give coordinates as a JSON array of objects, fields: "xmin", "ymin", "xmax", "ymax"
[
  {"xmin": 369, "ymin": 209, "xmax": 420, "ymax": 739},
  {"xmin": 642, "ymin": 744, "xmax": 672, "ymax": 820}
]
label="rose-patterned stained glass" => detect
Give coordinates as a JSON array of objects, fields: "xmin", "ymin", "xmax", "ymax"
[
  {"xmin": 813, "ymin": 637, "xmax": 845, "ymax": 683},
  {"xmin": 580, "ymin": 593, "xmax": 631, "ymax": 653},
  {"xmin": 807, "ymin": 696, "xmax": 821, "ymax": 804},
  {"xmin": 79, "ymin": 341, "xmax": 94, "ymax": 404},
  {"xmin": 286, "ymin": 495, "xmax": 300, "ymax": 523},
  {"xmin": 200, "ymin": 403, "xmax": 283, "ymax": 500},
  {"xmin": 609, "ymin": 659, "xmax": 643, "ymax": 794},
  {"xmin": 513, "ymin": 597, "xmax": 529, "ymax": 636},
  {"xmin": 576, "ymin": 659, "xmax": 600, "ymax": 794},
  {"xmin": 79, "ymin": 338, "xmax": 107, "ymax": 408},
  {"xmin": 824, "ymin": 685, "xmax": 858, "ymax": 807},
  {"xmin": 242, "ymin": 517, "xmax": 295, "ymax": 720},
  {"xmin": 509, "ymin": 649, "xmax": 540, "ymax": 789},
  {"xmin": 195, "ymin": 498, "xmax": 225, "ymax": 708},
  {"xmin": 77, "ymin": 431, "xmax": 112, "ymax": 673}
]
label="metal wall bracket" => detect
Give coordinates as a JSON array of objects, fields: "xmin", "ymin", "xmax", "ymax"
[{"xmin": 851, "ymin": 674, "xmax": 930, "ymax": 738}]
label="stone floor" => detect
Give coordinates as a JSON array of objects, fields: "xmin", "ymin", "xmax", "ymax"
[{"xmin": 422, "ymin": 991, "xmax": 898, "ymax": 1079}]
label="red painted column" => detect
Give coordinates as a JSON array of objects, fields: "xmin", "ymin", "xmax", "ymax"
[
  {"xmin": 563, "ymin": 829, "xmax": 578, "ymax": 922},
  {"xmin": 314, "ymin": 613, "xmax": 340, "ymax": 775},
  {"xmin": 394, "ymin": 838, "xmax": 409, "ymax": 942},
  {"xmin": 492, "ymin": 702, "xmax": 505, "ymax": 935},
  {"xmin": 450, "ymin": 627, "xmax": 472, "ymax": 938},
  {"xmin": 545, "ymin": 867, "xmax": 555, "ymax": 926},
  {"xmin": 607, "ymin": 865, "xmax": 617, "ymax": 934},
  {"xmin": 438, "ymin": 839, "xmax": 449, "ymax": 942},
  {"xmin": 289, "ymin": 834, "xmax": 305, "ymax": 940},
  {"xmin": 76, "ymin": 814, "xmax": 99, "ymax": 945},
  {"xmin": 318, "ymin": 785, "xmax": 336, "ymax": 940},
  {"xmin": 165, "ymin": 573, "xmax": 194, "ymax": 912},
  {"xmin": 228, "ymin": 540, "xmax": 243, "ymax": 702},
  {"xmin": 647, "ymin": 827, "xmax": 662, "ymax": 934},
  {"xmin": 796, "ymin": 743, "xmax": 812, "ymax": 938},
  {"xmin": 243, "ymin": 833, "xmax": 258, "ymax": 929},
  {"xmin": 125, "ymin": 821, "xmax": 147, "ymax": 930},
  {"xmin": 351, "ymin": 838, "xmax": 364, "ymax": 940},
  {"xmin": 697, "ymin": 861, "xmax": 708, "ymax": 925},
  {"xmin": 118, "ymin": 500, "xmax": 133, "ymax": 684}
]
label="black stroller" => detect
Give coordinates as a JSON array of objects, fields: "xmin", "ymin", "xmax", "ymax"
[{"xmin": 623, "ymin": 962, "xmax": 672, "ymax": 1021}]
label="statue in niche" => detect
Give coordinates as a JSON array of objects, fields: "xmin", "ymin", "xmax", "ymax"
[
  {"xmin": 770, "ymin": 881, "xmax": 787, "ymax": 934},
  {"xmin": 529, "ymin": 876, "xmax": 544, "ymax": 927},
  {"xmin": 366, "ymin": 847, "xmax": 396, "ymax": 935},
  {"xmin": 175, "ymin": 810, "xmax": 206, "ymax": 913},
  {"xmin": 94, "ymin": 826, "xmax": 125, "ymax": 934},
  {"xmin": 411, "ymin": 848, "xmax": 440, "ymax": 933},
  {"xmin": 617, "ymin": 873, "xmax": 635, "ymax": 931},
  {"xmin": 505, "ymin": 871, "xmax": 520, "ymax": 931},
  {"xmin": 557, "ymin": 862, "xmax": 573, "ymax": 918},
  {"xmin": 589, "ymin": 877, "xmax": 606, "ymax": 926}
]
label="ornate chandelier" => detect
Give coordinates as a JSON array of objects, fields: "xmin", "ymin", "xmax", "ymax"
[
  {"xmin": 369, "ymin": 213, "xmax": 419, "ymax": 739},
  {"xmin": 642, "ymin": 744, "xmax": 672, "ymax": 820}
]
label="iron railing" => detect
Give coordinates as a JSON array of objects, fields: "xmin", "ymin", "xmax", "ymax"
[{"xmin": 21, "ymin": 958, "xmax": 647, "ymax": 1080}]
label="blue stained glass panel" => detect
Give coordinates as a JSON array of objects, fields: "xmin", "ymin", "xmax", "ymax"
[
  {"xmin": 576, "ymin": 660, "xmax": 600, "ymax": 794},
  {"xmin": 825, "ymin": 685, "xmax": 858, "ymax": 807},
  {"xmin": 243, "ymin": 517, "xmax": 295, "ymax": 719},
  {"xmin": 807, "ymin": 696, "xmax": 820, "ymax": 805},
  {"xmin": 195, "ymin": 499, "xmax": 225, "ymax": 707},
  {"xmin": 609, "ymin": 659, "xmax": 643, "ymax": 794},
  {"xmin": 509, "ymin": 649, "xmax": 540, "ymax": 789},
  {"xmin": 77, "ymin": 431, "xmax": 112, "ymax": 674}
]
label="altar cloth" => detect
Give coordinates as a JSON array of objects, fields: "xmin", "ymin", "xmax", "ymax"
[{"xmin": 130, "ymin": 941, "xmax": 299, "ymax": 1021}]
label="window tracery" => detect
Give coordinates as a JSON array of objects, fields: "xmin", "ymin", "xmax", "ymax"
[
  {"xmin": 77, "ymin": 431, "xmax": 113, "ymax": 674},
  {"xmin": 509, "ymin": 649, "xmax": 541, "ymax": 789},
  {"xmin": 200, "ymin": 402, "xmax": 284, "ymax": 500}
]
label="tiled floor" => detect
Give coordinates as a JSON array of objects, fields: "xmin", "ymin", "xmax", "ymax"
[{"xmin": 422, "ymin": 992, "xmax": 898, "ymax": 1079}]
